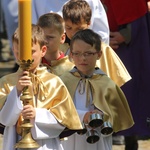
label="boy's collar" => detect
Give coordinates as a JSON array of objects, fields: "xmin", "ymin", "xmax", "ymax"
[{"xmin": 70, "ymin": 66, "xmax": 106, "ymax": 78}]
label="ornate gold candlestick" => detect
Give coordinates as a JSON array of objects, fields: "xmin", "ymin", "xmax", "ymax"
[
  {"xmin": 15, "ymin": 0, "xmax": 40, "ymax": 148},
  {"xmin": 15, "ymin": 60, "xmax": 39, "ymax": 149}
]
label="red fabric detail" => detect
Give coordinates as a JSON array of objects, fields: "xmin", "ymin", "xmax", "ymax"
[
  {"xmin": 103, "ymin": 0, "xmax": 148, "ymax": 31},
  {"xmin": 41, "ymin": 52, "xmax": 65, "ymax": 65},
  {"xmin": 42, "ymin": 57, "xmax": 50, "ymax": 65},
  {"xmin": 57, "ymin": 51, "xmax": 65, "ymax": 60}
]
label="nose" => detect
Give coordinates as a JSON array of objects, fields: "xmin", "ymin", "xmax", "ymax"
[{"xmin": 79, "ymin": 54, "xmax": 87, "ymax": 60}]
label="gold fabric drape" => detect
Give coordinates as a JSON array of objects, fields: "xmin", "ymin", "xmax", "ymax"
[
  {"xmin": 60, "ymin": 70, "xmax": 134, "ymax": 133},
  {"xmin": 43, "ymin": 56, "xmax": 74, "ymax": 76},
  {"xmin": 0, "ymin": 67, "xmax": 82, "ymax": 130}
]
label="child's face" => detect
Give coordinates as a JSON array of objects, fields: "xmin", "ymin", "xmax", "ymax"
[
  {"xmin": 30, "ymin": 43, "xmax": 47, "ymax": 71},
  {"xmin": 43, "ymin": 27, "xmax": 65, "ymax": 54},
  {"xmin": 13, "ymin": 41, "xmax": 47, "ymax": 72},
  {"xmin": 65, "ymin": 20, "xmax": 90, "ymax": 40},
  {"xmin": 71, "ymin": 39, "xmax": 101, "ymax": 76}
]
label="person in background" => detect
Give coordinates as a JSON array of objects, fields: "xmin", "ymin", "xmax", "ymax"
[
  {"xmin": 0, "ymin": 24, "xmax": 82, "ymax": 150},
  {"xmin": 37, "ymin": 12, "xmax": 74, "ymax": 76},
  {"xmin": 1, "ymin": 0, "xmax": 109, "ymax": 71},
  {"xmin": 0, "ymin": 0, "xmax": 10, "ymax": 62},
  {"xmin": 32, "ymin": 0, "xmax": 110, "ymax": 44},
  {"xmin": 62, "ymin": 0, "xmax": 131, "ymax": 87},
  {"xmin": 60, "ymin": 29, "xmax": 134, "ymax": 150},
  {"xmin": 1, "ymin": 0, "xmax": 18, "ymax": 51},
  {"xmin": 101, "ymin": 0, "xmax": 150, "ymax": 149},
  {"xmin": 2, "ymin": 0, "xmax": 110, "ymax": 47}
]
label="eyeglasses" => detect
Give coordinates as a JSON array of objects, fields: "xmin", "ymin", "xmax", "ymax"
[{"xmin": 71, "ymin": 52, "xmax": 98, "ymax": 58}]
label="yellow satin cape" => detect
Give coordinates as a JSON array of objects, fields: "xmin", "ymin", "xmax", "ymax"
[
  {"xmin": 43, "ymin": 55, "xmax": 74, "ymax": 76},
  {"xmin": 97, "ymin": 42, "xmax": 131, "ymax": 87},
  {"xmin": 0, "ymin": 67, "xmax": 82, "ymax": 130},
  {"xmin": 60, "ymin": 71, "xmax": 134, "ymax": 133},
  {"xmin": 60, "ymin": 42, "xmax": 131, "ymax": 87}
]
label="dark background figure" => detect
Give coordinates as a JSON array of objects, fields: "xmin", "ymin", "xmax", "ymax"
[
  {"xmin": 101, "ymin": 0, "xmax": 150, "ymax": 150},
  {"xmin": 0, "ymin": 0, "xmax": 10, "ymax": 62}
]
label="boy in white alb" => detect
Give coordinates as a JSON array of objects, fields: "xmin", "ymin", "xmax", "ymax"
[{"xmin": 60, "ymin": 29, "xmax": 134, "ymax": 150}]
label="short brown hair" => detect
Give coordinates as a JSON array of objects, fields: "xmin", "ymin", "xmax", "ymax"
[
  {"xmin": 62, "ymin": 0, "xmax": 91, "ymax": 24},
  {"xmin": 70, "ymin": 29, "xmax": 101, "ymax": 52},
  {"xmin": 37, "ymin": 12, "xmax": 65, "ymax": 35}
]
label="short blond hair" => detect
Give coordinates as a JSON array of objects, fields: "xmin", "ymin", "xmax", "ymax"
[{"xmin": 12, "ymin": 24, "xmax": 47, "ymax": 48}]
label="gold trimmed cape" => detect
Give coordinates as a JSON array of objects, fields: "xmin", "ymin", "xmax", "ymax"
[
  {"xmin": 60, "ymin": 71, "xmax": 134, "ymax": 133},
  {"xmin": 43, "ymin": 55, "xmax": 74, "ymax": 76},
  {"xmin": 96, "ymin": 42, "xmax": 132, "ymax": 87},
  {"xmin": 0, "ymin": 67, "xmax": 82, "ymax": 130},
  {"xmin": 60, "ymin": 42, "xmax": 132, "ymax": 87}
]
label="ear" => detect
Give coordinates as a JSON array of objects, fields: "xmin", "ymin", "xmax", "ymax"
[
  {"xmin": 69, "ymin": 52, "xmax": 74, "ymax": 63},
  {"xmin": 97, "ymin": 51, "xmax": 102, "ymax": 60},
  {"xmin": 41, "ymin": 45, "xmax": 47, "ymax": 57},
  {"xmin": 60, "ymin": 33, "xmax": 66, "ymax": 44},
  {"xmin": 87, "ymin": 21, "xmax": 91, "ymax": 28}
]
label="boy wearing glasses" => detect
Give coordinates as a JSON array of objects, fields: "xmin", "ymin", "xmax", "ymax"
[
  {"xmin": 60, "ymin": 29, "xmax": 134, "ymax": 150},
  {"xmin": 62, "ymin": 0, "xmax": 131, "ymax": 87}
]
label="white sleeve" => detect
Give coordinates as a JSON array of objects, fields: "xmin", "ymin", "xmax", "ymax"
[
  {"xmin": 31, "ymin": 108, "xmax": 65, "ymax": 140},
  {"xmin": 87, "ymin": 0, "xmax": 110, "ymax": 44},
  {"xmin": 0, "ymin": 87, "xmax": 23, "ymax": 126},
  {"xmin": 77, "ymin": 110, "xmax": 87, "ymax": 123}
]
